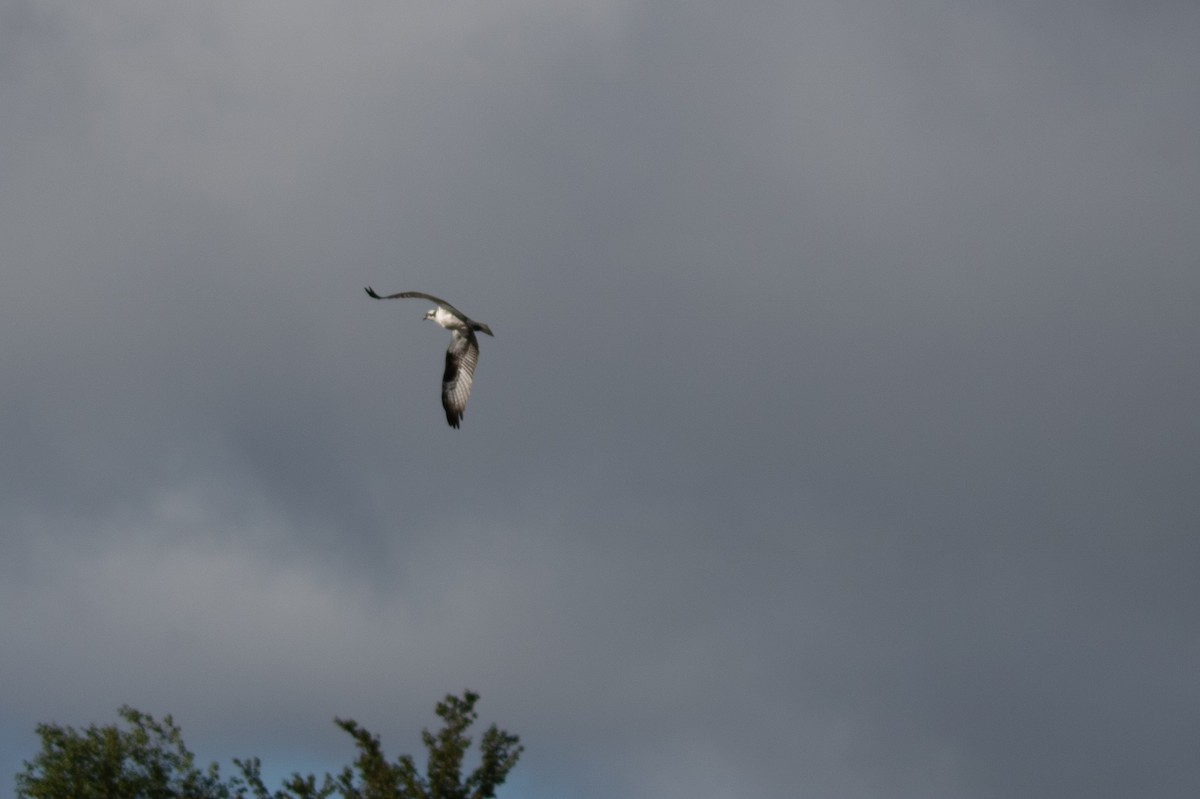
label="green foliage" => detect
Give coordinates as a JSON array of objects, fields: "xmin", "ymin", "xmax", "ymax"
[
  {"xmin": 328, "ymin": 691, "xmax": 523, "ymax": 799},
  {"xmin": 15, "ymin": 692, "xmax": 523, "ymax": 799},
  {"xmin": 15, "ymin": 705, "xmax": 227, "ymax": 799}
]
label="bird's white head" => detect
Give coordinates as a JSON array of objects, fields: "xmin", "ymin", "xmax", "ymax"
[{"xmin": 424, "ymin": 306, "xmax": 465, "ymax": 331}]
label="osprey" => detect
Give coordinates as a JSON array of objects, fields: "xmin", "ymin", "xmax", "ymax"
[{"xmin": 365, "ymin": 287, "xmax": 494, "ymax": 428}]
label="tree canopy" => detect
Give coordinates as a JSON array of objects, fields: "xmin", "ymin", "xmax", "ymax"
[{"xmin": 15, "ymin": 691, "xmax": 522, "ymax": 799}]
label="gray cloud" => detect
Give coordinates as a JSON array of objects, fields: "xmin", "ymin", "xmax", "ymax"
[{"xmin": 2, "ymin": 1, "xmax": 1199, "ymax": 798}]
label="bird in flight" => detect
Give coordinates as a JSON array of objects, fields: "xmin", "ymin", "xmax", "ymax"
[{"xmin": 365, "ymin": 287, "xmax": 494, "ymax": 428}]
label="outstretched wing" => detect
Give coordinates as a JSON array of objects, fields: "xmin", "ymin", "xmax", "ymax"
[
  {"xmin": 364, "ymin": 287, "xmax": 469, "ymax": 319},
  {"xmin": 441, "ymin": 329, "xmax": 479, "ymax": 429}
]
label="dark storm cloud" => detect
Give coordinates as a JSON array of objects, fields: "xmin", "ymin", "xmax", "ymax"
[{"xmin": 2, "ymin": 1, "xmax": 1199, "ymax": 798}]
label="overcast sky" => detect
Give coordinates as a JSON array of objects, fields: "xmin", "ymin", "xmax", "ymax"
[{"xmin": 2, "ymin": 1, "xmax": 1198, "ymax": 797}]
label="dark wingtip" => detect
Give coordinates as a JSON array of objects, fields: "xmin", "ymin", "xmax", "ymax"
[{"xmin": 364, "ymin": 286, "xmax": 377, "ymax": 299}]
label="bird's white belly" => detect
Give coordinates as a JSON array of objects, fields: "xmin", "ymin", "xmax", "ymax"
[{"xmin": 432, "ymin": 307, "xmax": 466, "ymax": 330}]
